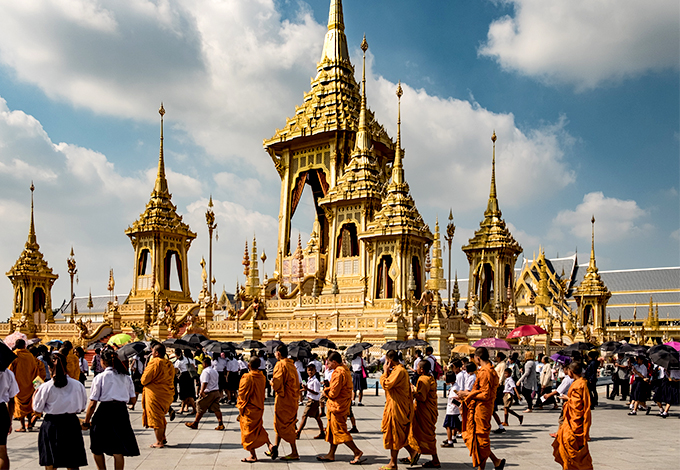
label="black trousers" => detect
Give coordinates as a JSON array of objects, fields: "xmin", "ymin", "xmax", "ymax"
[
  {"xmin": 610, "ymin": 377, "xmax": 629, "ymax": 400},
  {"xmin": 535, "ymin": 386, "xmax": 555, "ymax": 408},
  {"xmin": 521, "ymin": 387, "xmax": 534, "ymax": 410},
  {"xmin": 588, "ymin": 381, "xmax": 598, "ymax": 407}
]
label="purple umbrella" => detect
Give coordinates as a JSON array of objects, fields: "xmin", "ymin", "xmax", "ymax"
[
  {"xmin": 550, "ymin": 353, "xmax": 571, "ymax": 363},
  {"xmin": 472, "ymin": 338, "xmax": 513, "ymax": 350},
  {"xmin": 664, "ymin": 341, "xmax": 680, "ymax": 351}
]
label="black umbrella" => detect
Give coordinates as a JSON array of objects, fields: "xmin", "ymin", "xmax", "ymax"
[
  {"xmin": 204, "ymin": 341, "xmax": 236, "ymax": 354},
  {"xmin": 403, "ymin": 339, "xmax": 429, "ymax": 348},
  {"xmin": 0, "ymin": 342, "xmax": 17, "ymax": 371},
  {"xmin": 311, "ymin": 338, "xmax": 337, "ymax": 349},
  {"xmin": 46, "ymin": 340, "xmax": 63, "ymax": 348},
  {"xmin": 381, "ymin": 341, "xmax": 404, "ymax": 351},
  {"xmin": 650, "ymin": 349, "xmax": 680, "ymax": 370},
  {"xmin": 563, "ymin": 342, "xmax": 597, "ymax": 352},
  {"xmin": 649, "ymin": 344, "xmax": 677, "ymax": 356},
  {"xmin": 613, "ymin": 343, "xmax": 637, "ymax": 355},
  {"xmin": 163, "ymin": 338, "xmax": 196, "ymax": 351},
  {"xmin": 289, "ymin": 340, "xmax": 313, "ymax": 350},
  {"xmin": 87, "ymin": 341, "xmax": 106, "ymax": 350},
  {"xmin": 182, "ymin": 333, "xmax": 208, "ymax": 345},
  {"xmin": 345, "ymin": 342, "xmax": 373, "ymax": 356},
  {"xmin": 200, "ymin": 339, "xmax": 216, "ymax": 348},
  {"xmin": 600, "ymin": 341, "xmax": 621, "ymax": 352},
  {"xmin": 237, "ymin": 340, "xmax": 266, "ymax": 350},
  {"xmin": 264, "ymin": 340, "xmax": 285, "ymax": 354},
  {"xmin": 289, "ymin": 346, "xmax": 310, "ymax": 359},
  {"xmin": 117, "ymin": 342, "xmax": 147, "ymax": 360}
]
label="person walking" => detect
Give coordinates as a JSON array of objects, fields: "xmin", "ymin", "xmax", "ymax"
[
  {"xmin": 402, "ymin": 360, "xmax": 440, "ymax": 468},
  {"xmin": 535, "ymin": 356, "xmax": 556, "ymax": 410},
  {"xmin": 185, "ymin": 357, "xmax": 224, "ymax": 430},
  {"xmin": 33, "ymin": 352, "xmax": 89, "ymax": 470},
  {"xmin": 584, "ymin": 351, "xmax": 600, "ymax": 409},
  {"xmin": 0, "ymin": 342, "xmax": 19, "ymax": 470},
  {"xmin": 82, "ymin": 350, "xmax": 140, "ymax": 470},
  {"xmin": 609, "ymin": 355, "xmax": 630, "ymax": 401},
  {"xmin": 552, "ymin": 362, "xmax": 593, "ymax": 470},
  {"xmin": 379, "ymin": 349, "xmax": 413, "ymax": 470},
  {"xmin": 141, "ymin": 344, "xmax": 175, "ymax": 448},
  {"xmin": 517, "ymin": 351, "xmax": 536, "ymax": 413},
  {"xmin": 457, "ymin": 347, "xmax": 506, "ymax": 470},
  {"xmin": 91, "ymin": 348, "xmax": 104, "ymax": 377},
  {"xmin": 75, "ymin": 347, "xmax": 88, "ymax": 385},
  {"xmin": 350, "ymin": 352, "xmax": 367, "ymax": 406},
  {"xmin": 8, "ymin": 339, "xmax": 43, "ymax": 432},
  {"xmin": 173, "ymin": 349, "xmax": 197, "ymax": 415},
  {"xmin": 629, "ymin": 355, "xmax": 651, "ymax": 415},
  {"xmin": 296, "ymin": 364, "xmax": 324, "ymax": 439},
  {"xmin": 316, "ymin": 351, "xmax": 365, "ymax": 464},
  {"xmin": 237, "ymin": 357, "xmax": 276, "ymax": 462},
  {"xmin": 269, "ymin": 344, "xmax": 300, "ymax": 461},
  {"xmin": 500, "ymin": 369, "xmax": 524, "ymax": 426}
]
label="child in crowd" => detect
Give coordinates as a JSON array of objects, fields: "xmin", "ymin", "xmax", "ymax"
[
  {"xmin": 296, "ymin": 364, "xmax": 325, "ymax": 439},
  {"xmin": 464, "ymin": 361, "xmax": 477, "ymax": 391},
  {"xmin": 442, "ymin": 362, "xmax": 463, "ymax": 448},
  {"xmin": 502, "ymin": 368, "xmax": 524, "ymax": 426}
]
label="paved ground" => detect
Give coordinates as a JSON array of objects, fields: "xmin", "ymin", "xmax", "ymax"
[{"xmin": 5, "ymin": 382, "xmax": 679, "ymax": 469}]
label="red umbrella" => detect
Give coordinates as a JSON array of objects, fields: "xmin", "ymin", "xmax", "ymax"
[
  {"xmin": 472, "ymin": 338, "xmax": 513, "ymax": 350},
  {"xmin": 506, "ymin": 324, "xmax": 547, "ymax": 339}
]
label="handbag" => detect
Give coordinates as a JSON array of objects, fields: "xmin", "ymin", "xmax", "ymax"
[
  {"xmin": 361, "ymin": 358, "xmax": 367, "ymax": 379},
  {"xmin": 187, "ymin": 362, "xmax": 200, "ymax": 380}
]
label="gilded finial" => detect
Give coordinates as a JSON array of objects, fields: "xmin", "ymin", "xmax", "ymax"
[
  {"xmin": 28, "ymin": 181, "xmax": 37, "ymax": 245},
  {"xmin": 588, "ymin": 215, "xmax": 597, "ymax": 272},
  {"xmin": 153, "ymin": 103, "xmax": 169, "ymax": 196},
  {"xmin": 208, "ymin": 194, "xmax": 213, "ymax": 208},
  {"xmin": 354, "ymin": 34, "xmax": 370, "ymax": 153},
  {"xmin": 361, "ymin": 34, "xmax": 368, "ymax": 53},
  {"xmin": 70, "ymin": 246, "xmax": 74, "ymax": 257},
  {"xmin": 159, "ymin": 102, "xmax": 165, "ymax": 116},
  {"xmin": 396, "ymin": 80, "xmax": 403, "ymax": 99},
  {"xmin": 391, "ymin": 81, "xmax": 404, "ymax": 185},
  {"xmin": 491, "ymin": 130, "xmax": 497, "ymax": 143},
  {"xmin": 486, "ymin": 130, "xmax": 499, "ymax": 213}
]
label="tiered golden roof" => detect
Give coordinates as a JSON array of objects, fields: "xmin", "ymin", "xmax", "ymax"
[
  {"xmin": 264, "ymin": 0, "xmax": 392, "ymax": 171},
  {"xmin": 462, "ymin": 132, "xmax": 522, "ymax": 256},
  {"xmin": 125, "ymin": 105, "xmax": 196, "ymax": 241},
  {"xmin": 364, "ymin": 83, "xmax": 431, "ymax": 239},
  {"xmin": 7, "ymin": 184, "xmax": 58, "ymax": 283},
  {"xmin": 426, "ymin": 218, "xmax": 446, "ymax": 291},
  {"xmin": 574, "ymin": 217, "xmax": 610, "ymax": 299}
]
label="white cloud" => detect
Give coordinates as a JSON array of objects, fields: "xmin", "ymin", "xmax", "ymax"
[
  {"xmin": 550, "ymin": 191, "xmax": 652, "ymax": 242},
  {"xmin": 479, "ymin": 0, "xmax": 680, "ymax": 89}
]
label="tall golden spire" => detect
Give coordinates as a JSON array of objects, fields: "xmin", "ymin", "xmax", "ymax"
[
  {"xmin": 392, "ymin": 82, "xmax": 405, "ymax": 185},
  {"xmin": 153, "ymin": 103, "xmax": 169, "ymax": 197},
  {"xmin": 320, "ymin": 0, "xmax": 349, "ymax": 63},
  {"xmin": 485, "ymin": 131, "xmax": 500, "ymax": 217},
  {"xmin": 28, "ymin": 181, "xmax": 37, "ymax": 246},
  {"xmin": 354, "ymin": 35, "xmax": 370, "ymax": 153},
  {"xmin": 587, "ymin": 215, "xmax": 597, "ymax": 273}
]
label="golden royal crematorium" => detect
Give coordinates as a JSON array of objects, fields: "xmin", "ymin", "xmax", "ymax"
[{"xmin": 3, "ymin": 0, "xmax": 678, "ymax": 357}]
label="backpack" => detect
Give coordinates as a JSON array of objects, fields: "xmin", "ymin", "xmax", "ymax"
[{"xmin": 430, "ymin": 356, "xmax": 444, "ymax": 380}]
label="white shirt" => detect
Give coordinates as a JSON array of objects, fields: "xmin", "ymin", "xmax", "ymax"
[
  {"xmin": 306, "ymin": 375, "xmax": 321, "ymax": 401},
  {"xmin": 174, "ymin": 357, "xmax": 195, "ymax": 373},
  {"xmin": 634, "ymin": 363, "xmax": 647, "ymax": 377},
  {"xmin": 226, "ymin": 358, "xmax": 239, "ymax": 373},
  {"xmin": 258, "ymin": 357, "xmax": 267, "ymax": 370},
  {"xmin": 0, "ymin": 370, "xmax": 19, "ymax": 404},
  {"xmin": 556, "ymin": 376, "xmax": 574, "ymax": 396},
  {"xmin": 294, "ymin": 360, "xmax": 305, "ymax": 373},
  {"xmin": 89, "ymin": 367, "xmax": 136, "ymax": 403},
  {"xmin": 425, "ymin": 355, "xmax": 436, "ymax": 371},
  {"xmin": 446, "ymin": 386, "xmax": 460, "ymax": 416},
  {"xmin": 503, "ymin": 376, "xmax": 517, "ymax": 395},
  {"xmin": 79, "ymin": 357, "xmax": 89, "ymax": 374},
  {"xmin": 351, "ymin": 357, "xmax": 365, "ymax": 373},
  {"xmin": 413, "ymin": 357, "xmax": 422, "ymax": 371},
  {"xmin": 324, "ymin": 367, "xmax": 335, "ymax": 383},
  {"xmin": 452, "ymin": 371, "xmax": 466, "ymax": 391},
  {"xmin": 33, "ymin": 377, "xmax": 88, "ymax": 415},
  {"xmin": 669, "ymin": 369, "xmax": 680, "ymax": 380},
  {"xmin": 311, "ymin": 360, "xmax": 323, "ymax": 373},
  {"xmin": 238, "ymin": 359, "xmax": 248, "ymax": 370},
  {"xmin": 200, "ymin": 365, "xmax": 220, "ymax": 393},
  {"xmin": 213, "ymin": 357, "xmax": 228, "ymax": 372},
  {"xmin": 464, "ymin": 373, "xmax": 476, "ymax": 391}
]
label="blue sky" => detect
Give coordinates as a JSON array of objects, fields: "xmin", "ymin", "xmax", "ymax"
[{"xmin": 0, "ymin": 0, "xmax": 677, "ymax": 318}]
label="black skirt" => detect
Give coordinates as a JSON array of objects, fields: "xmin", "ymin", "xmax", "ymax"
[
  {"xmin": 630, "ymin": 377, "xmax": 649, "ymax": 401},
  {"xmin": 352, "ymin": 370, "xmax": 367, "ymax": 391},
  {"xmin": 0, "ymin": 403, "xmax": 9, "ymax": 446},
  {"xmin": 653, "ymin": 379, "xmax": 680, "ymax": 406},
  {"xmin": 178, "ymin": 371, "xmax": 196, "ymax": 400},
  {"xmin": 39, "ymin": 413, "xmax": 88, "ymax": 468},
  {"xmin": 90, "ymin": 401, "xmax": 140, "ymax": 457}
]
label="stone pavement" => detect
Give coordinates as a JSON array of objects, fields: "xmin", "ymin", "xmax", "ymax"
[{"xmin": 5, "ymin": 384, "xmax": 679, "ymax": 469}]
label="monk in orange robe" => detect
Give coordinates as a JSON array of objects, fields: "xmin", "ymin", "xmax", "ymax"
[
  {"xmin": 270, "ymin": 344, "xmax": 300, "ymax": 460},
  {"xmin": 61, "ymin": 341, "xmax": 80, "ymax": 380},
  {"xmin": 317, "ymin": 351, "xmax": 365, "ymax": 464},
  {"xmin": 552, "ymin": 362, "xmax": 593, "ymax": 470},
  {"xmin": 141, "ymin": 344, "xmax": 175, "ymax": 448},
  {"xmin": 237, "ymin": 356, "xmax": 275, "ymax": 462},
  {"xmin": 8, "ymin": 339, "xmax": 41, "ymax": 432},
  {"xmin": 380, "ymin": 349, "xmax": 413, "ymax": 470},
  {"xmin": 458, "ymin": 347, "xmax": 506, "ymax": 470},
  {"xmin": 403, "ymin": 360, "xmax": 440, "ymax": 468}
]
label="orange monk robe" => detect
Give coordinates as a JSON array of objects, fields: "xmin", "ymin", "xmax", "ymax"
[
  {"xmin": 552, "ymin": 377, "xmax": 593, "ymax": 470},
  {"xmin": 66, "ymin": 350, "xmax": 80, "ymax": 380},
  {"xmin": 8, "ymin": 349, "xmax": 41, "ymax": 418},
  {"xmin": 380, "ymin": 364, "xmax": 413, "ymax": 451},
  {"xmin": 141, "ymin": 357, "xmax": 175, "ymax": 429},
  {"xmin": 408, "ymin": 374, "xmax": 438, "ymax": 455},
  {"xmin": 325, "ymin": 364, "xmax": 353, "ymax": 445},
  {"xmin": 237, "ymin": 370, "xmax": 270, "ymax": 451},
  {"xmin": 461, "ymin": 363, "xmax": 499, "ymax": 468},
  {"xmin": 271, "ymin": 358, "xmax": 300, "ymax": 443}
]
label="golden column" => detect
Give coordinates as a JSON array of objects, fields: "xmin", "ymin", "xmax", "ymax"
[
  {"xmin": 205, "ymin": 196, "xmax": 217, "ymax": 298},
  {"xmin": 67, "ymin": 247, "xmax": 77, "ymax": 323}
]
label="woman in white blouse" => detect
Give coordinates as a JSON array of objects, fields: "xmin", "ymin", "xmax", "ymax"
[
  {"xmin": 33, "ymin": 352, "xmax": 89, "ymax": 469},
  {"xmin": 0, "ymin": 342, "xmax": 20, "ymax": 469},
  {"xmin": 174, "ymin": 349, "xmax": 197, "ymax": 415},
  {"xmin": 82, "ymin": 350, "xmax": 140, "ymax": 469}
]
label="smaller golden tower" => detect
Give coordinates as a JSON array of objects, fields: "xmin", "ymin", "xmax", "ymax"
[{"xmin": 7, "ymin": 183, "xmax": 58, "ymax": 328}]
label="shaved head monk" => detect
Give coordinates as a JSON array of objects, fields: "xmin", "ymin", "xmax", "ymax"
[
  {"xmin": 457, "ymin": 347, "xmax": 506, "ymax": 470},
  {"xmin": 9, "ymin": 339, "xmax": 43, "ymax": 432},
  {"xmin": 316, "ymin": 351, "xmax": 365, "ymax": 465},
  {"xmin": 380, "ymin": 349, "xmax": 413, "ymax": 470},
  {"xmin": 269, "ymin": 344, "xmax": 300, "ymax": 460},
  {"xmin": 238, "ymin": 356, "xmax": 276, "ymax": 462},
  {"xmin": 402, "ymin": 359, "xmax": 440, "ymax": 468},
  {"xmin": 141, "ymin": 344, "xmax": 175, "ymax": 448},
  {"xmin": 552, "ymin": 361, "xmax": 593, "ymax": 470},
  {"xmin": 60, "ymin": 340, "xmax": 80, "ymax": 381}
]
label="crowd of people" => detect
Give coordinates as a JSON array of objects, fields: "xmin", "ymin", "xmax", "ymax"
[{"xmin": 0, "ymin": 336, "xmax": 677, "ymax": 470}]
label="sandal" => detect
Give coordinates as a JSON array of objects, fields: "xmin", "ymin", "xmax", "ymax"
[
  {"xmin": 241, "ymin": 458, "xmax": 257, "ymax": 463},
  {"xmin": 280, "ymin": 455, "xmax": 300, "ymax": 461},
  {"xmin": 350, "ymin": 456, "xmax": 367, "ymax": 465},
  {"xmin": 265, "ymin": 445, "xmax": 278, "ymax": 460},
  {"xmin": 378, "ymin": 467, "xmax": 397, "ymax": 470},
  {"xmin": 410, "ymin": 453, "xmax": 421, "ymax": 466},
  {"xmin": 422, "ymin": 462, "xmax": 441, "ymax": 468},
  {"xmin": 316, "ymin": 457, "xmax": 334, "ymax": 462},
  {"xmin": 15, "ymin": 428, "xmax": 26, "ymax": 433},
  {"xmin": 215, "ymin": 424, "xmax": 225, "ymax": 430}
]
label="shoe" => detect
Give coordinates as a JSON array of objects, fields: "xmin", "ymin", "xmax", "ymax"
[
  {"xmin": 351, "ymin": 401, "xmax": 356, "ymax": 406},
  {"xmin": 492, "ymin": 428, "xmax": 506, "ymax": 434},
  {"xmin": 440, "ymin": 441, "xmax": 453, "ymax": 448},
  {"xmin": 628, "ymin": 411, "xmax": 636, "ymax": 415},
  {"xmin": 185, "ymin": 422, "xmax": 198, "ymax": 429},
  {"xmin": 314, "ymin": 432, "xmax": 325, "ymax": 439},
  {"xmin": 495, "ymin": 458, "xmax": 506, "ymax": 470},
  {"xmin": 519, "ymin": 416, "xmax": 524, "ymax": 426},
  {"xmin": 661, "ymin": 412, "xmax": 668, "ymax": 419},
  {"xmin": 169, "ymin": 409, "xmax": 176, "ymax": 421},
  {"xmin": 357, "ymin": 402, "xmax": 364, "ymax": 406},
  {"xmin": 501, "ymin": 422, "xmax": 509, "ymax": 426},
  {"xmin": 349, "ymin": 427, "xmax": 359, "ymax": 433},
  {"xmin": 619, "ymin": 397, "xmax": 626, "ymax": 401},
  {"xmin": 646, "ymin": 407, "xmax": 652, "ymax": 415},
  {"xmin": 215, "ymin": 424, "xmax": 225, "ymax": 430}
]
